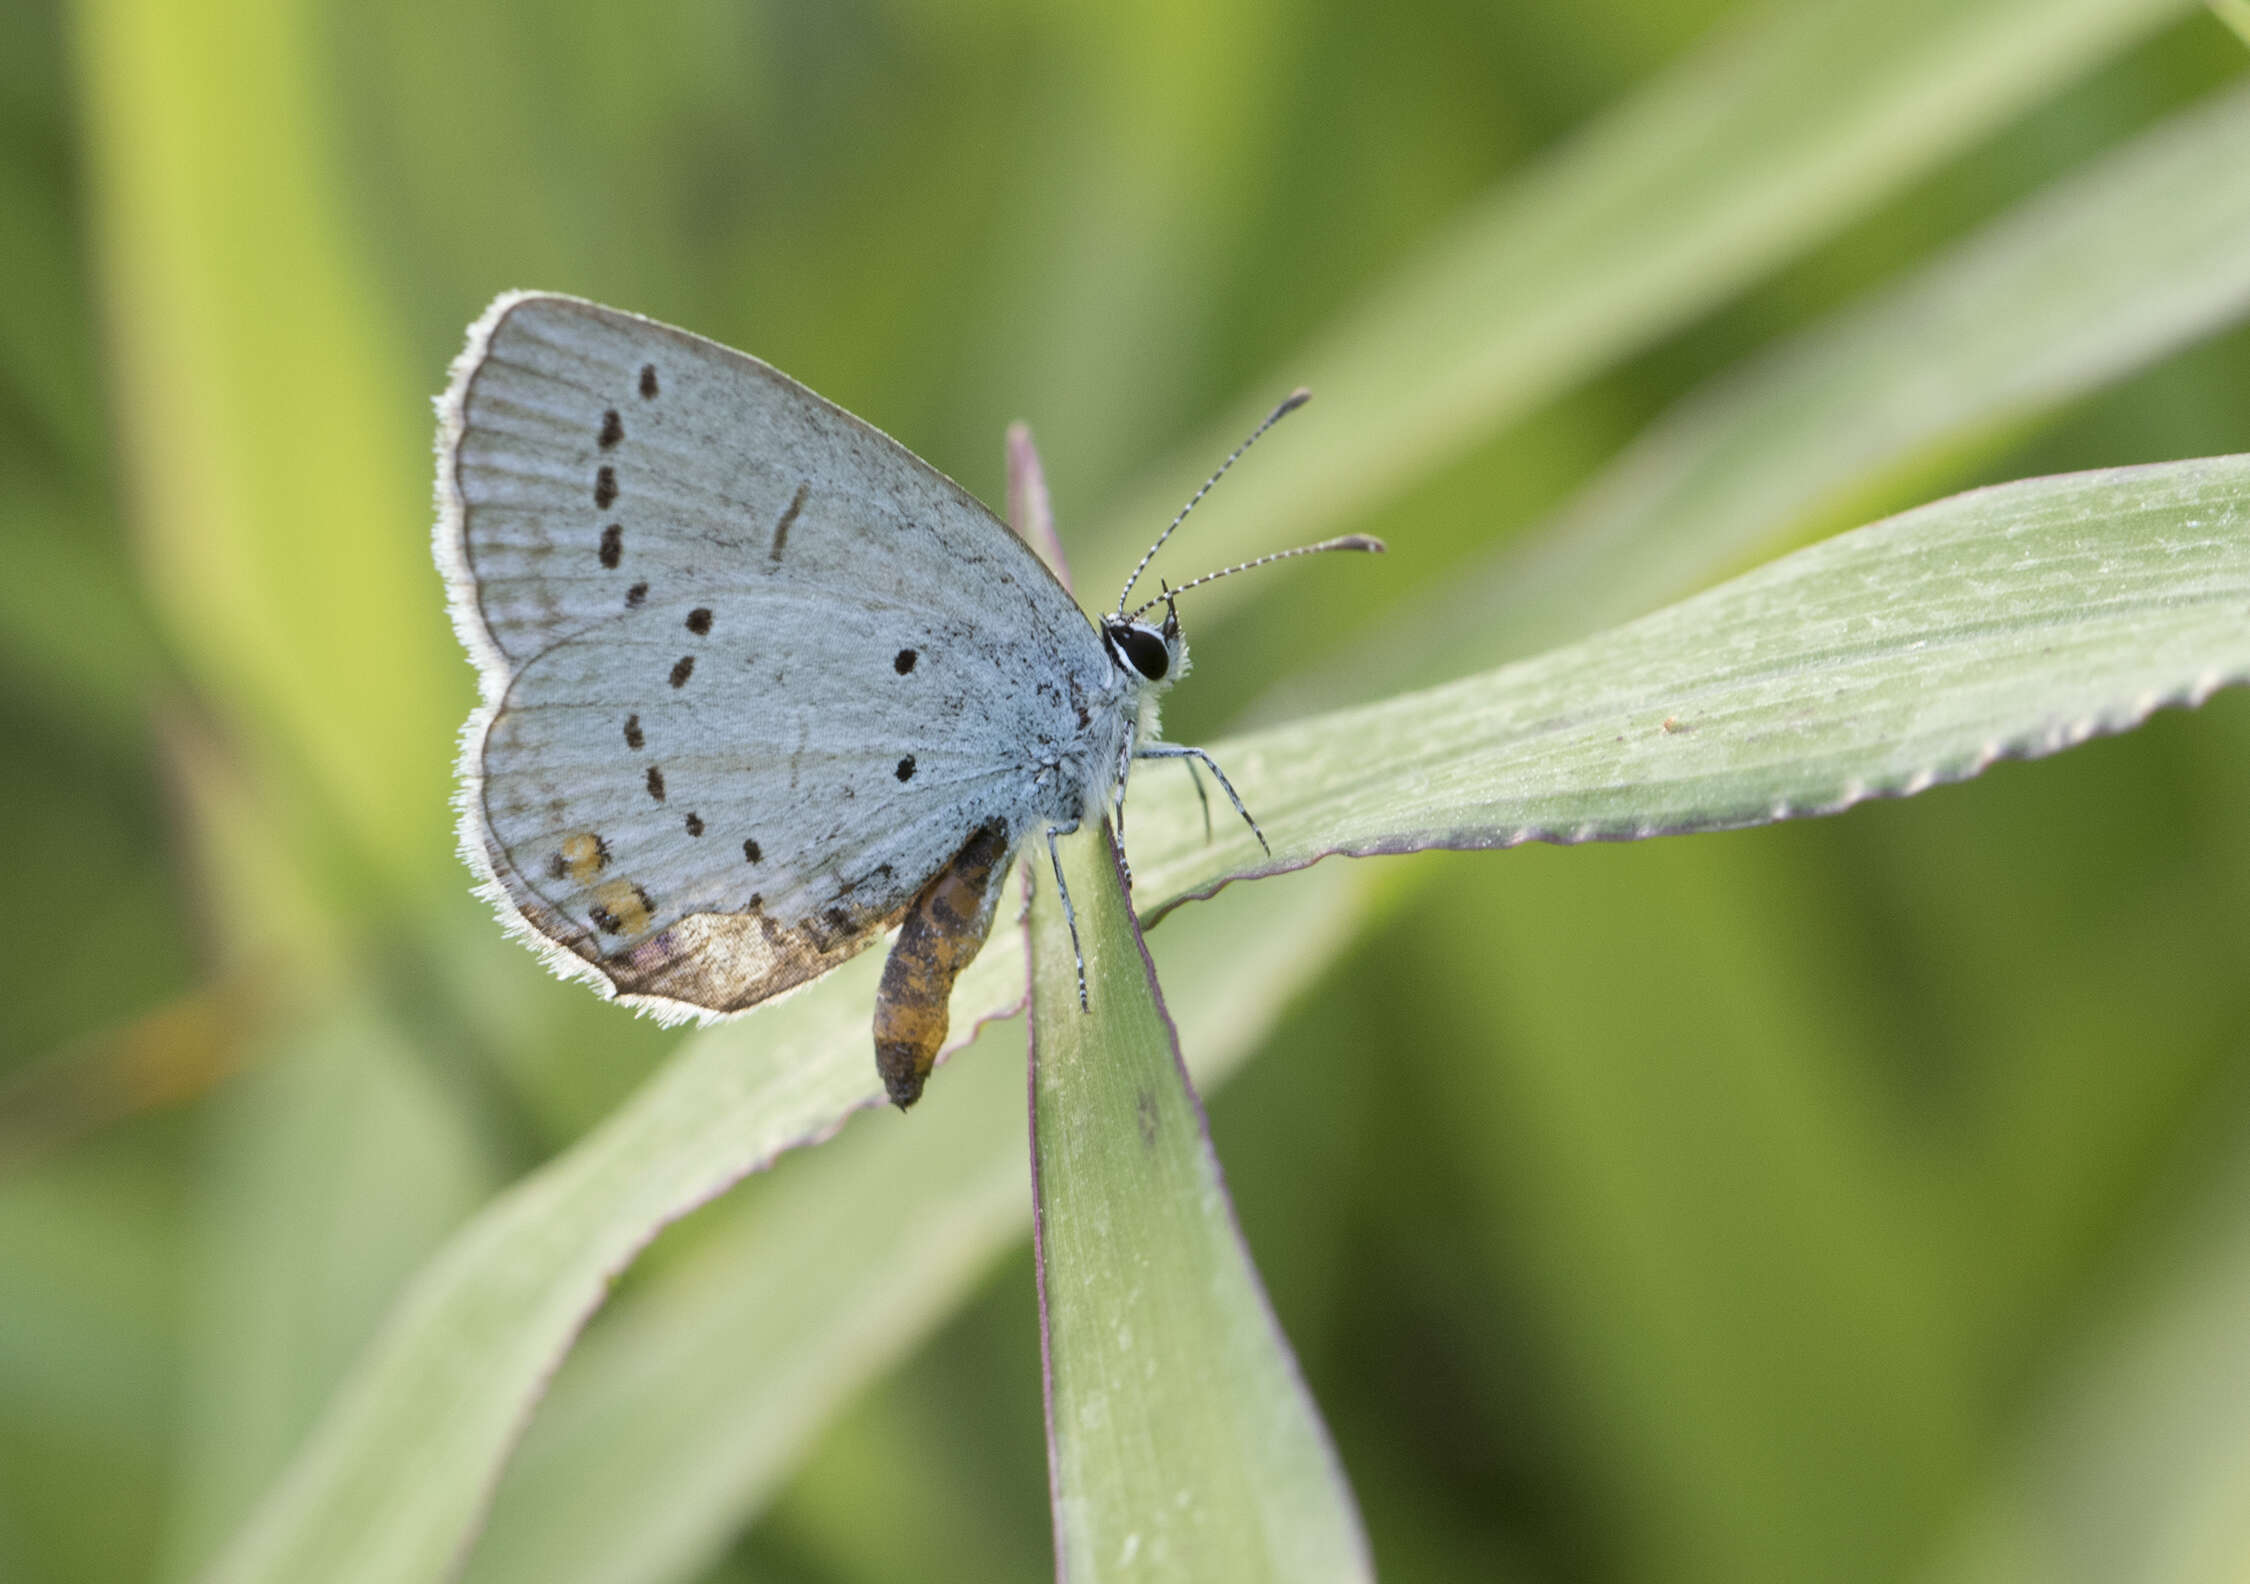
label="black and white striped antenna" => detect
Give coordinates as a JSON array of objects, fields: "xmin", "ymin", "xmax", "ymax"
[{"xmin": 1115, "ymin": 388, "xmax": 1335, "ymax": 617}]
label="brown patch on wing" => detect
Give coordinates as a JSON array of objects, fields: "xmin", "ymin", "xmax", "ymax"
[
  {"xmin": 603, "ymin": 890, "xmax": 905, "ymax": 1012},
  {"xmin": 873, "ymin": 821, "xmax": 1012, "ymax": 1109}
]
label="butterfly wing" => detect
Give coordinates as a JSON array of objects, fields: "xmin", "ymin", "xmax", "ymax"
[{"xmin": 436, "ymin": 292, "xmax": 1106, "ymax": 1020}]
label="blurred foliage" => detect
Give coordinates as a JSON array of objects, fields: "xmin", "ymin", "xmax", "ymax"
[{"xmin": 4, "ymin": 1, "xmax": 2250, "ymax": 1582}]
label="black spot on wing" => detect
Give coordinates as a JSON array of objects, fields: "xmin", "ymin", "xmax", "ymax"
[
  {"xmin": 895, "ymin": 755, "xmax": 916, "ymax": 783},
  {"xmin": 742, "ymin": 838, "xmax": 762, "ymax": 864},
  {"xmin": 646, "ymin": 765, "xmax": 666, "ymax": 801},
  {"xmin": 598, "ymin": 409, "xmax": 623, "ymax": 449},
  {"xmin": 669, "ymin": 655, "xmax": 694, "ymax": 688},
  {"xmin": 684, "ymin": 812, "xmax": 704, "ymax": 837},
  {"xmin": 598, "ymin": 524, "xmax": 622, "ymax": 568},
  {"xmin": 626, "ymin": 581, "xmax": 648, "ymax": 608},
  {"xmin": 768, "ymin": 483, "xmax": 808, "ymax": 564},
  {"xmin": 894, "ymin": 647, "xmax": 917, "ymax": 674},
  {"xmin": 594, "ymin": 466, "xmax": 618, "ymax": 509},
  {"xmin": 623, "ymin": 713, "xmax": 643, "ymax": 750},
  {"xmin": 639, "ymin": 364, "xmax": 659, "ymax": 399},
  {"xmin": 686, "ymin": 608, "xmax": 712, "ymax": 635}
]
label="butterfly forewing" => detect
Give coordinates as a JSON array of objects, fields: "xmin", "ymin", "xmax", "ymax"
[{"xmin": 438, "ymin": 292, "xmax": 1105, "ymax": 1019}]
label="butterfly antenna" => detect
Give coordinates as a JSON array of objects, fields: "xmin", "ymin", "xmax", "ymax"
[
  {"xmin": 1116, "ymin": 387, "xmax": 1313, "ymax": 616},
  {"xmin": 1128, "ymin": 533, "xmax": 1384, "ymax": 620}
]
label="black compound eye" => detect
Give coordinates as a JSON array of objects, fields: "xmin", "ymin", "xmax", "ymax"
[{"xmin": 1108, "ymin": 620, "xmax": 1170, "ymax": 681}]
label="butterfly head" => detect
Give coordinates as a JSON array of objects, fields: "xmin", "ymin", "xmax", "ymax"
[
  {"xmin": 1109, "ymin": 387, "xmax": 1383, "ymax": 675},
  {"xmin": 1099, "ymin": 592, "xmax": 1184, "ymax": 690}
]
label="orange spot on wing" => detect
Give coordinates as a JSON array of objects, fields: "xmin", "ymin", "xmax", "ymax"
[
  {"xmin": 560, "ymin": 831, "xmax": 611, "ymax": 881},
  {"xmin": 590, "ymin": 877, "xmax": 653, "ymax": 936}
]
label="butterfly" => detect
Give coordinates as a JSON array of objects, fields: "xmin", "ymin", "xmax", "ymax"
[{"xmin": 436, "ymin": 293, "xmax": 1377, "ymax": 1107}]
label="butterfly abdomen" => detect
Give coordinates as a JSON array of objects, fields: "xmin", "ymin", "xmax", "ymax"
[{"xmin": 873, "ymin": 820, "xmax": 1013, "ymax": 1108}]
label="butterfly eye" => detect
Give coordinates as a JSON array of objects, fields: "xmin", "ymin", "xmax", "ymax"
[{"xmin": 1105, "ymin": 619, "xmax": 1171, "ymax": 682}]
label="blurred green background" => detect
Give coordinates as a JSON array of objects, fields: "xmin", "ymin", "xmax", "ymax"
[{"xmin": 5, "ymin": 1, "xmax": 2250, "ymax": 1581}]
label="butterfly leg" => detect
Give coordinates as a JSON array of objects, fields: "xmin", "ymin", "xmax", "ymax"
[
  {"xmin": 1109, "ymin": 737, "xmax": 1143, "ymax": 894},
  {"xmin": 1044, "ymin": 821, "xmax": 1090, "ymax": 1010},
  {"xmin": 1133, "ymin": 745, "xmax": 1266, "ymax": 855},
  {"xmin": 1178, "ymin": 755, "xmax": 1214, "ymax": 841},
  {"xmin": 1110, "ymin": 736, "xmax": 1134, "ymax": 842}
]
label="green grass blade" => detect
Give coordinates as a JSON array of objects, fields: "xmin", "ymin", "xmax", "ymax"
[
  {"xmin": 1127, "ymin": 455, "xmax": 2250, "ymax": 915},
  {"xmin": 162, "ymin": 1008, "xmax": 497, "ymax": 1582},
  {"xmin": 1085, "ymin": 0, "xmax": 2195, "ymax": 599},
  {"xmin": 462, "ymin": 861, "xmax": 1365, "ymax": 1584},
  {"xmin": 194, "ymin": 945, "xmax": 1024, "ymax": 1584},
  {"xmin": 72, "ymin": 0, "xmax": 457, "ymax": 889},
  {"xmin": 1302, "ymin": 79, "xmax": 2250, "ymax": 706},
  {"xmin": 1029, "ymin": 824, "xmax": 1369, "ymax": 1583},
  {"xmin": 461, "ymin": 1020, "xmax": 1038, "ymax": 1584},
  {"xmin": 211, "ymin": 863, "xmax": 1368, "ymax": 1584},
  {"xmin": 464, "ymin": 1020, "xmax": 1036, "ymax": 1584}
]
